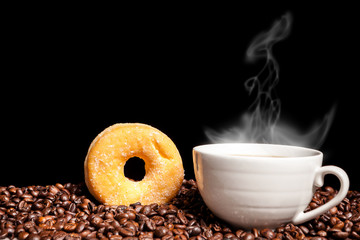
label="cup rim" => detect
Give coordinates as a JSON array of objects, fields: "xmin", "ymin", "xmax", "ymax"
[{"xmin": 193, "ymin": 143, "xmax": 322, "ymax": 159}]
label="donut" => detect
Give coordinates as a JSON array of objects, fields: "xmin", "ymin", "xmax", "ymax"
[{"xmin": 84, "ymin": 123, "xmax": 184, "ymax": 205}]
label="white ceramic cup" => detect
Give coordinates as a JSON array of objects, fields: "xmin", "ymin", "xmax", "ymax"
[{"xmin": 193, "ymin": 143, "xmax": 349, "ymax": 229}]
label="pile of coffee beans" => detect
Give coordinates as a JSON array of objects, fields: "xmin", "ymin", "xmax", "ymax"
[{"xmin": 0, "ymin": 180, "xmax": 359, "ymax": 240}]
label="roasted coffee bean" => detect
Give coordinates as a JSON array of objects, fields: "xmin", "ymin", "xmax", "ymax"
[
  {"xmin": 177, "ymin": 209, "xmax": 188, "ymax": 225},
  {"xmin": 105, "ymin": 212, "xmax": 114, "ymax": 219},
  {"xmin": 118, "ymin": 227, "xmax": 136, "ymax": 237},
  {"xmin": 352, "ymin": 213, "xmax": 360, "ymax": 223},
  {"xmin": 64, "ymin": 222, "xmax": 77, "ymax": 232},
  {"xmin": 0, "ymin": 195, "xmax": 10, "ymax": 204},
  {"xmin": 351, "ymin": 231, "xmax": 360, "ymax": 239},
  {"xmin": 68, "ymin": 202, "xmax": 76, "ymax": 212},
  {"xmin": 127, "ymin": 211, "xmax": 136, "ymax": 221},
  {"xmin": 38, "ymin": 215, "xmax": 54, "ymax": 224},
  {"xmin": 155, "ymin": 226, "xmax": 169, "ymax": 237},
  {"xmin": 91, "ymin": 215, "xmax": 103, "ymax": 226},
  {"xmin": 54, "ymin": 221, "xmax": 65, "ymax": 231},
  {"xmin": 329, "ymin": 206, "xmax": 338, "ymax": 215},
  {"xmin": 18, "ymin": 231, "xmax": 29, "ymax": 240},
  {"xmin": 243, "ymin": 232, "xmax": 255, "ymax": 240},
  {"xmin": 0, "ymin": 181, "xmax": 360, "ymax": 240},
  {"xmin": 145, "ymin": 218, "xmax": 156, "ymax": 231},
  {"xmin": 141, "ymin": 205, "xmax": 151, "ymax": 215},
  {"xmin": 317, "ymin": 230, "xmax": 327, "ymax": 237},
  {"xmin": 299, "ymin": 225, "xmax": 309, "ymax": 235},
  {"xmin": 60, "ymin": 193, "xmax": 69, "ymax": 201},
  {"xmin": 333, "ymin": 221, "xmax": 345, "ymax": 230},
  {"xmin": 260, "ymin": 228, "xmax": 276, "ymax": 238},
  {"xmin": 224, "ymin": 232, "xmax": 236, "ymax": 239},
  {"xmin": 315, "ymin": 221, "xmax": 326, "ymax": 230},
  {"xmin": 0, "ymin": 229, "xmax": 9, "ymax": 239},
  {"xmin": 311, "ymin": 237, "xmax": 327, "ymax": 240},
  {"xmin": 175, "ymin": 234, "xmax": 188, "ymax": 240},
  {"xmin": 124, "ymin": 221, "xmax": 137, "ymax": 231},
  {"xmin": 173, "ymin": 228, "xmax": 184, "ymax": 235},
  {"xmin": 53, "ymin": 231, "xmax": 67, "ymax": 240},
  {"xmin": 86, "ymin": 231, "xmax": 97, "ymax": 238},
  {"xmin": 186, "ymin": 225, "xmax": 201, "ymax": 236},
  {"xmin": 158, "ymin": 207, "xmax": 167, "ymax": 216},
  {"xmin": 75, "ymin": 220, "xmax": 86, "ymax": 233},
  {"xmin": 344, "ymin": 220, "xmax": 353, "ymax": 232},
  {"xmin": 354, "ymin": 222, "xmax": 360, "ymax": 232},
  {"xmin": 332, "ymin": 230, "xmax": 350, "ymax": 238},
  {"xmin": 32, "ymin": 202, "xmax": 44, "ymax": 210},
  {"xmin": 110, "ymin": 235, "xmax": 123, "ymax": 240},
  {"xmin": 27, "ymin": 233, "xmax": 41, "ymax": 240},
  {"xmin": 152, "ymin": 215, "xmax": 165, "ymax": 226}
]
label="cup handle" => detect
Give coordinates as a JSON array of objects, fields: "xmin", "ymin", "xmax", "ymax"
[{"xmin": 292, "ymin": 165, "xmax": 349, "ymax": 225}]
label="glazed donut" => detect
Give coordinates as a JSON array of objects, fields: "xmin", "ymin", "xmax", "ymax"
[{"xmin": 84, "ymin": 123, "xmax": 184, "ymax": 205}]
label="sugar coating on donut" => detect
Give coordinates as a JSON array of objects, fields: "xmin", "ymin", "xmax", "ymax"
[{"xmin": 84, "ymin": 123, "xmax": 184, "ymax": 205}]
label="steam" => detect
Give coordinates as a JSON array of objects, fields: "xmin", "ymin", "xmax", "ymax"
[{"xmin": 205, "ymin": 12, "xmax": 336, "ymax": 149}]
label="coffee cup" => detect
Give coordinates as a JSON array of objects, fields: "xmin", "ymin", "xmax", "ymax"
[{"xmin": 192, "ymin": 143, "xmax": 349, "ymax": 229}]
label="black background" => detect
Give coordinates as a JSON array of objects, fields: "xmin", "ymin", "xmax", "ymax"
[{"xmin": 1, "ymin": 4, "xmax": 360, "ymax": 190}]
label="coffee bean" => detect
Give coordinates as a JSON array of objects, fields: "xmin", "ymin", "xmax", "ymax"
[
  {"xmin": 317, "ymin": 230, "xmax": 327, "ymax": 237},
  {"xmin": 53, "ymin": 231, "xmax": 67, "ymax": 240},
  {"xmin": 141, "ymin": 205, "xmax": 151, "ymax": 215},
  {"xmin": 243, "ymin": 232, "xmax": 255, "ymax": 240},
  {"xmin": 174, "ymin": 234, "xmax": 187, "ymax": 240},
  {"xmin": 351, "ymin": 231, "xmax": 360, "ymax": 239},
  {"xmin": 352, "ymin": 213, "xmax": 360, "ymax": 223},
  {"xmin": 344, "ymin": 220, "xmax": 353, "ymax": 232},
  {"xmin": 334, "ymin": 221, "xmax": 345, "ymax": 230},
  {"xmin": 158, "ymin": 207, "xmax": 167, "ymax": 216},
  {"xmin": 177, "ymin": 209, "xmax": 188, "ymax": 225},
  {"xmin": 115, "ymin": 212, "xmax": 129, "ymax": 221},
  {"xmin": 110, "ymin": 235, "xmax": 124, "ymax": 240},
  {"xmin": 152, "ymin": 215, "xmax": 165, "ymax": 226},
  {"xmin": 91, "ymin": 215, "xmax": 103, "ymax": 226},
  {"xmin": 105, "ymin": 212, "xmax": 114, "ymax": 219},
  {"xmin": 145, "ymin": 219, "xmax": 156, "ymax": 231},
  {"xmin": 0, "ymin": 195, "xmax": 10, "ymax": 204},
  {"xmin": 38, "ymin": 215, "xmax": 54, "ymax": 224},
  {"xmin": 75, "ymin": 221, "xmax": 85, "ymax": 233},
  {"xmin": 54, "ymin": 220, "xmax": 65, "ymax": 231},
  {"xmin": 118, "ymin": 227, "xmax": 135, "ymax": 237},
  {"xmin": 329, "ymin": 206, "xmax": 338, "ymax": 215},
  {"xmin": 186, "ymin": 225, "xmax": 201, "ymax": 236},
  {"xmin": 18, "ymin": 231, "xmax": 29, "ymax": 240},
  {"xmin": 0, "ymin": 181, "xmax": 359, "ymax": 240},
  {"xmin": 86, "ymin": 231, "xmax": 97, "ymax": 238},
  {"xmin": 309, "ymin": 202, "xmax": 319, "ymax": 209},
  {"xmin": 311, "ymin": 237, "xmax": 327, "ymax": 240},
  {"xmin": 332, "ymin": 231, "xmax": 350, "ymax": 238},
  {"xmin": 27, "ymin": 233, "xmax": 41, "ymax": 240},
  {"xmin": 224, "ymin": 232, "xmax": 236, "ymax": 239},
  {"xmin": 0, "ymin": 229, "xmax": 9, "ymax": 239},
  {"xmin": 18, "ymin": 200, "xmax": 28, "ymax": 211},
  {"xmin": 284, "ymin": 232, "xmax": 294, "ymax": 240},
  {"xmin": 32, "ymin": 202, "xmax": 44, "ymax": 210},
  {"xmin": 60, "ymin": 193, "xmax": 69, "ymax": 201},
  {"xmin": 315, "ymin": 221, "xmax": 326, "ymax": 230},
  {"xmin": 64, "ymin": 222, "xmax": 77, "ymax": 232},
  {"xmin": 260, "ymin": 228, "xmax": 275, "ymax": 238},
  {"xmin": 155, "ymin": 226, "xmax": 169, "ymax": 237},
  {"xmin": 173, "ymin": 228, "xmax": 184, "ymax": 235}
]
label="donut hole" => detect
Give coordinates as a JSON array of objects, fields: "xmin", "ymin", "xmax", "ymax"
[{"xmin": 124, "ymin": 157, "xmax": 146, "ymax": 181}]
